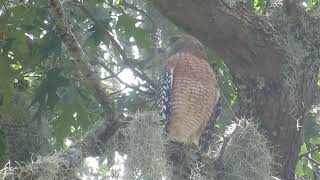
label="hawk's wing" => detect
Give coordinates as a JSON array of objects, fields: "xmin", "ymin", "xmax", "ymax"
[{"xmin": 156, "ymin": 68, "xmax": 172, "ymax": 132}]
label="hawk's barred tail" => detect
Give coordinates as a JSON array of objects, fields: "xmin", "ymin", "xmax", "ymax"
[{"xmin": 199, "ymin": 95, "xmax": 221, "ymax": 153}]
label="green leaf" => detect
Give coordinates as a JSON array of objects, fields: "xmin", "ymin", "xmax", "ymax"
[
  {"xmin": 85, "ymin": 26, "xmax": 110, "ymax": 47},
  {"xmin": 116, "ymin": 14, "xmax": 137, "ymax": 31},
  {"xmin": 303, "ymin": 159, "xmax": 315, "ymax": 179},
  {"xmin": 100, "ymin": 163, "xmax": 109, "ymax": 175},
  {"xmin": 31, "ymin": 68, "xmax": 70, "ymax": 109},
  {"xmin": 0, "ymin": 56, "xmax": 16, "ymax": 108},
  {"xmin": 52, "ymin": 86, "xmax": 93, "ymax": 147},
  {"xmin": 8, "ymin": 5, "xmax": 29, "ymax": 17},
  {"xmin": 299, "ymin": 143, "xmax": 308, "ymax": 156},
  {"xmin": 0, "ymin": 38, "xmax": 15, "ymax": 51},
  {"xmin": 8, "ymin": 30, "xmax": 29, "ymax": 57},
  {"xmin": 33, "ymin": 30, "xmax": 62, "ymax": 61},
  {"xmin": 297, "ymin": 157, "xmax": 317, "ymax": 179},
  {"xmin": 304, "ymin": 117, "xmax": 320, "ymax": 139},
  {"xmin": 310, "ymin": 138, "xmax": 320, "ymax": 145},
  {"xmin": 60, "ymin": 87, "xmax": 91, "ymax": 129},
  {"xmin": 311, "ymin": 151, "xmax": 320, "ymax": 162},
  {"xmin": 295, "ymin": 160, "xmax": 304, "ymax": 176},
  {"xmin": 52, "ymin": 106, "xmax": 77, "ymax": 147},
  {"xmin": 16, "ymin": 24, "xmax": 36, "ymax": 32},
  {"xmin": 75, "ymin": 101, "xmax": 91, "ymax": 129},
  {"xmin": 0, "ymin": 56, "xmax": 16, "ymax": 84},
  {"xmin": 116, "ymin": 15, "xmax": 152, "ymax": 51},
  {"xmin": 131, "ymin": 27, "xmax": 152, "ymax": 51}
]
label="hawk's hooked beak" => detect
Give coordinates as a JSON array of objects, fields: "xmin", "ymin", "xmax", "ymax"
[
  {"xmin": 157, "ymin": 35, "xmax": 184, "ymax": 57},
  {"xmin": 157, "ymin": 35, "xmax": 182, "ymax": 54}
]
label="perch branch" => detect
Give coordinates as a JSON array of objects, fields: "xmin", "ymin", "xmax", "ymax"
[{"xmin": 0, "ymin": 115, "xmax": 131, "ymax": 180}]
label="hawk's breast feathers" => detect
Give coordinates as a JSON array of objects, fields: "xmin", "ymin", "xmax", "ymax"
[{"xmin": 156, "ymin": 35, "xmax": 221, "ymax": 152}]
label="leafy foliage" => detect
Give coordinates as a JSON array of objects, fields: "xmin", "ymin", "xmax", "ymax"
[{"xmin": 0, "ymin": 0, "xmax": 157, "ymax": 151}]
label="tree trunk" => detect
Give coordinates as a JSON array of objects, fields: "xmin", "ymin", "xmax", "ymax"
[{"xmin": 150, "ymin": 0, "xmax": 320, "ymax": 178}]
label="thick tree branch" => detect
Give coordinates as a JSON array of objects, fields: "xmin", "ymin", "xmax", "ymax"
[
  {"xmin": 0, "ymin": 115, "xmax": 131, "ymax": 180},
  {"xmin": 149, "ymin": 0, "xmax": 318, "ymax": 179},
  {"xmin": 48, "ymin": 0, "xmax": 125, "ymax": 176},
  {"xmin": 150, "ymin": 0, "xmax": 287, "ymax": 80},
  {"xmin": 50, "ymin": 0, "xmax": 114, "ymax": 119},
  {"xmin": 283, "ymin": 0, "xmax": 305, "ymax": 16},
  {"xmin": 72, "ymin": 114, "xmax": 131, "ymax": 157}
]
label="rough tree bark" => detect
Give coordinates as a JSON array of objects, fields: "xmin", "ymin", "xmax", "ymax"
[{"xmin": 150, "ymin": 0, "xmax": 320, "ymax": 179}]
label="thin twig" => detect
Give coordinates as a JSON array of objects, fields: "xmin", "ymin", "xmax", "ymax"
[
  {"xmin": 218, "ymin": 86, "xmax": 239, "ymax": 123},
  {"xmin": 299, "ymin": 146, "xmax": 320, "ymax": 158},
  {"xmin": 122, "ymin": 0, "xmax": 156, "ymax": 30},
  {"xmin": 99, "ymin": 62, "xmax": 155, "ymax": 96},
  {"xmin": 302, "ymin": 156, "xmax": 320, "ymax": 167},
  {"xmin": 108, "ymin": 87, "xmax": 126, "ymax": 96},
  {"xmin": 105, "ymin": 33, "xmax": 157, "ymax": 89},
  {"xmin": 217, "ymin": 135, "xmax": 231, "ymax": 160},
  {"xmin": 73, "ymin": 2, "xmax": 157, "ymax": 91},
  {"xmin": 101, "ymin": 68, "xmax": 124, "ymax": 80}
]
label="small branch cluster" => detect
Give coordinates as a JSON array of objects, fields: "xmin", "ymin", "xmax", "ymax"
[{"xmin": 74, "ymin": 2, "xmax": 158, "ymax": 93}]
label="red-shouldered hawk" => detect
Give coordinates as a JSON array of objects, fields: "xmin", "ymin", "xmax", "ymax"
[{"xmin": 157, "ymin": 35, "xmax": 221, "ymax": 152}]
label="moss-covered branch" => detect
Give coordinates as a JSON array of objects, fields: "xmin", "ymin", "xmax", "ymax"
[{"xmin": 50, "ymin": 0, "xmax": 114, "ymax": 118}]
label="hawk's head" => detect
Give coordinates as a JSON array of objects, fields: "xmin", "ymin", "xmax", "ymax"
[{"xmin": 166, "ymin": 35, "xmax": 206, "ymax": 59}]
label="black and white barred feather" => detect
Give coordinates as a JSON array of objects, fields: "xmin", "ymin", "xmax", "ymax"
[{"xmin": 156, "ymin": 69, "xmax": 172, "ymax": 132}]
